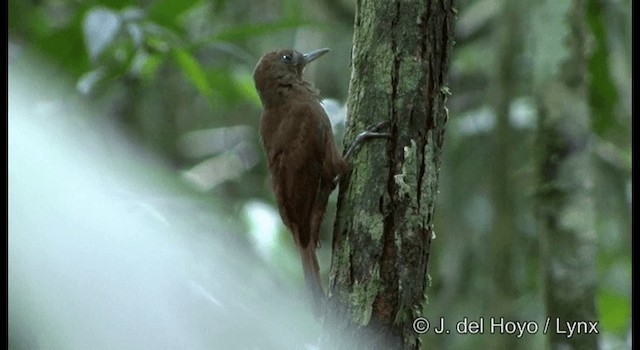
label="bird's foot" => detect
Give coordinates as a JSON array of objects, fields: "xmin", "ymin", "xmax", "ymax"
[
  {"xmin": 343, "ymin": 121, "xmax": 391, "ymax": 163},
  {"xmin": 366, "ymin": 121, "xmax": 390, "ymax": 133}
]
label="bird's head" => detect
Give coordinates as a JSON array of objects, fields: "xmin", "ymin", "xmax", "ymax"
[{"xmin": 253, "ymin": 48, "xmax": 330, "ymax": 102}]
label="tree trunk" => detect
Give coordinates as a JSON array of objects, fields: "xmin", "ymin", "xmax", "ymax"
[
  {"xmin": 535, "ymin": 0, "xmax": 600, "ymax": 349},
  {"xmin": 321, "ymin": 0, "xmax": 455, "ymax": 349},
  {"xmin": 487, "ymin": 1, "xmax": 524, "ymax": 349}
]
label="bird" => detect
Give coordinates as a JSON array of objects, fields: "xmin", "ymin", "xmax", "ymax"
[{"xmin": 253, "ymin": 48, "xmax": 388, "ymax": 316}]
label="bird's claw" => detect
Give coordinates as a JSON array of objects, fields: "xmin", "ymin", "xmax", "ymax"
[
  {"xmin": 366, "ymin": 121, "xmax": 389, "ymax": 133},
  {"xmin": 343, "ymin": 121, "xmax": 392, "ymax": 163}
]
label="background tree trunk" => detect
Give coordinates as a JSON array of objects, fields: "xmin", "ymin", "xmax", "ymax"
[
  {"xmin": 321, "ymin": 0, "xmax": 455, "ymax": 349},
  {"xmin": 486, "ymin": 1, "xmax": 524, "ymax": 349},
  {"xmin": 535, "ymin": 0, "xmax": 600, "ymax": 349}
]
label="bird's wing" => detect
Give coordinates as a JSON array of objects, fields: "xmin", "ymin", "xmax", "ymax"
[{"xmin": 266, "ymin": 103, "xmax": 327, "ymax": 248}]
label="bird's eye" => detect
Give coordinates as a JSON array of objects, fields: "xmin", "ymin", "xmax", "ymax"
[{"xmin": 282, "ymin": 54, "xmax": 292, "ymax": 62}]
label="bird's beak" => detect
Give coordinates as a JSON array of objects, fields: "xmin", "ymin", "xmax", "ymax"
[{"xmin": 303, "ymin": 48, "xmax": 331, "ymax": 65}]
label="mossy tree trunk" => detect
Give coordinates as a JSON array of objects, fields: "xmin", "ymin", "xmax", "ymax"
[
  {"xmin": 320, "ymin": 0, "xmax": 455, "ymax": 349},
  {"xmin": 535, "ymin": 0, "xmax": 600, "ymax": 349}
]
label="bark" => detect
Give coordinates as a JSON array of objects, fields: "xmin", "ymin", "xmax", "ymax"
[
  {"xmin": 535, "ymin": 0, "xmax": 600, "ymax": 349},
  {"xmin": 320, "ymin": 0, "xmax": 455, "ymax": 349}
]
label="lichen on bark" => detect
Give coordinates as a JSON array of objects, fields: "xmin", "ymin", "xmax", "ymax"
[{"xmin": 321, "ymin": 0, "xmax": 455, "ymax": 349}]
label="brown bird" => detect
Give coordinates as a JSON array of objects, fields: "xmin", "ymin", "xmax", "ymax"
[{"xmin": 253, "ymin": 48, "xmax": 387, "ymax": 316}]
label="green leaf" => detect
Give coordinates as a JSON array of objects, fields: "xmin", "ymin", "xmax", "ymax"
[
  {"xmin": 29, "ymin": 6, "xmax": 91, "ymax": 76},
  {"xmin": 232, "ymin": 70, "xmax": 260, "ymax": 107},
  {"xmin": 143, "ymin": 22, "xmax": 186, "ymax": 52},
  {"xmin": 147, "ymin": 0, "xmax": 199, "ymax": 30},
  {"xmin": 598, "ymin": 290, "xmax": 630, "ymax": 334},
  {"xmin": 139, "ymin": 53, "xmax": 163, "ymax": 81},
  {"xmin": 205, "ymin": 68, "xmax": 261, "ymax": 106},
  {"xmin": 587, "ymin": 0, "xmax": 619, "ymax": 137},
  {"xmin": 172, "ymin": 48, "xmax": 212, "ymax": 99}
]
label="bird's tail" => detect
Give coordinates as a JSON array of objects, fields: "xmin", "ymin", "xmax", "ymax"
[{"xmin": 299, "ymin": 244, "xmax": 325, "ymax": 318}]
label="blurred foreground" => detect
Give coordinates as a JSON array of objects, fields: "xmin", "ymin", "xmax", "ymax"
[{"xmin": 8, "ymin": 52, "xmax": 319, "ymax": 350}]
